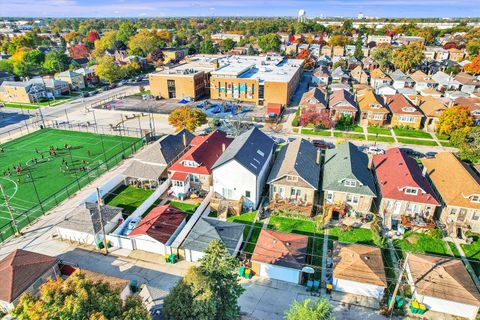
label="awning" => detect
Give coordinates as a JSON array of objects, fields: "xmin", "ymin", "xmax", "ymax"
[{"xmin": 266, "ymin": 103, "xmax": 283, "ymax": 116}]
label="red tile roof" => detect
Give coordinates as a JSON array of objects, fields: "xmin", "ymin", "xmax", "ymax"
[
  {"xmin": 373, "ymin": 148, "xmax": 439, "ymax": 205},
  {"xmin": 252, "ymin": 229, "xmax": 308, "ymax": 269},
  {"xmin": 385, "ymin": 94, "xmax": 423, "ymax": 116},
  {"xmin": 0, "ymin": 249, "xmax": 58, "ymax": 303},
  {"xmin": 171, "ymin": 171, "xmax": 189, "ymax": 181},
  {"xmin": 168, "ymin": 130, "xmax": 232, "ymax": 176},
  {"xmin": 128, "ymin": 204, "xmax": 187, "ymax": 243}
]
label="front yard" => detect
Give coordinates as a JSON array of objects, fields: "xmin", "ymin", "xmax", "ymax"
[
  {"xmin": 461, "ymin": 233, "xmax": 480, "ymax": 276},
  {"xmin": 393, "ymin": 128, "xmax": 433, "ymax": 139},
  {"xmin": 396, "ymin": 138, "xmax": 438, "ymax": 146},
  {"xmin": 104, "ymin": 185, "xmax": 155, "ymax": 216},
  {"xmin": 368, "ymin": 135, "xmax": 396, "ymax": 143},
  {"xmin": 333, "ymin": 132, "xmax": 366, "ymax": 140},
  {"xmin": 301, "ymin": 128, "xmax": 331, "ymax": 136},
  {"xmin": 367, "ymin": 127, "xmax": 392, "ymax": 135}
]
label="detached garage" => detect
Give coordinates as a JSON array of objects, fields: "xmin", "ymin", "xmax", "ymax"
[
  {"xmin": 128, "ymin": 204, "xmax": 187, "ymax": 255},
  {"xmin": 251, "ymin": 229, "xmax": 308, "ymax": 284},
  {"xmin": 332, "ymin": 243, "xmax": 387, "ymax": 300},
  {"xmin": 406, "ymin": 253, "xmax": 480, "ymax": 320}
]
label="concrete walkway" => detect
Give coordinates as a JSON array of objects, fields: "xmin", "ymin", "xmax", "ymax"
[
  {"xmin": 453, "ymin": 239, "xmax": 480, "ymax": 289},
  {"xmin": 320, "ymin": 225, "xmax": 330, "ymax": 293}
]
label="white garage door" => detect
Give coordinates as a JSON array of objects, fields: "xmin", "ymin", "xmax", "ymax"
[
  {"xmin": 422, "ymin": 295, "xmax": 479, "ymax": 320},
  {"xmin": 333, "ymin": 278, "xmax": 385, "ymax": 300},
  {"xmin": 134, "ymin": 237, "xmax": 165, "ymax": 255},
  {"xmin": 260, "ymin": 263, "xmax": 300, "ymax": 284}
]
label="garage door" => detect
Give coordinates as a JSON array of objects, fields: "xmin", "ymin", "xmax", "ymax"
[
  {"xmin": 422, "ymin": 295, "xmax": 478, "ymax": 319},
  {"xmin": 260, "ymin": 263, "xmax": 300, "ymax": 284},
  {"xmin": 134, "ymin": 238, "xmax": 165, "ymax": 255},
  {"xmin": 333, "ymin": 278, "xmax": 384, "ymax": 300}
]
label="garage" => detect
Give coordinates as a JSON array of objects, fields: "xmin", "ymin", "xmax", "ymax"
[
  {"xmin": 419, "ymin": 295, "xmax": 479, "ymax": 320},
  {"xmin": 332, "ymin": 278, "xmax": 385, "ymax": 300},
  {"xmin": 132, "ymin": 235, "xmax": 166, "ymax": 255},
  {"xmin": 259, "ymin": 263, "xmax": 300, "ymax": 284}
]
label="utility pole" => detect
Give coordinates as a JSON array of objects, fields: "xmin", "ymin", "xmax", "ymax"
[
  {"xmin": 96, "ymin": 188, "xmax": 108, "ymax": 254},
  {"xmin": 0, "ymin": 184, "xmax": 20, "ymax": 236},
  {"xmin": 388, "ymin": 252, "xmax": 409, "ymax": 314}
]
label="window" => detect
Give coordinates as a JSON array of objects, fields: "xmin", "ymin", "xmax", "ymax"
[
  {"xmin": 399, "ymin": 116, "xmax": 416, "ymax": 123},
  {"xmin": 405, "ymin": 188, "xmax": 418, "ymax": 195},
  {"xmin": 373, "ymin": 113, "xmax": 384, "ymax": 120},
  {"xmin": 190, "ymin": 174, "xmax": 200, "ymax": 183},
  {"xmin": 245, "ymin": 191, "xmax": 251, "ymax": 198},
  {"xmin": 406, "ymin": 203, "xmax": 420, "ymax": 213},
  {"xmin": 256, "ymin": 150, "xmax": 265, "ymax": 157},
  {"xmin": 346, "ymin": 194, "xmax": 359, "ymax": 205},
  {"xmin": 222, "ymin": 188, "xmax": 233, "ymax": 198},
  {"xmin": 183, "ymin": 160, "xmax": 197, "ymax": 167},
  {"xmin": 471, "ymin": 195, "xmax": 480, "ymax": 203},
  {"xmin": 326, "ymin": 192, "xmax": 333, "ymax": 201},
  {"xmin": 344, "ymin": 179, "xmax": 357, "ymax": 187},
  {"xmin": 173, "ymin": 180, "xmax": 183, "ymax": 187},
  {"xmin": 450, "ymin": 208, "xmax": 457, "ymax": 215},
  {"xmin": 291, "ymin": 188, "xmax": 301, "ymax": 197},
  {"xmin": 473, "ymin": 211, "xmax": 480, "ymax": 221},
  {"xmin": 287, "ymin": 175, "xmax": 298, "ymax": 182}
]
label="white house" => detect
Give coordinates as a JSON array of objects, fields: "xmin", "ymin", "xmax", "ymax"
[
  {"xmin": 376, "ymin": 84, "xmax": 397, "ymax": 96},
  {"xmin": 251, "ymin": 229, "xmax": 308, "ymax": 284},
  {"xmin": 212, "ymin": 127, "xmax": 275, "ymax": 210},
  {"xmin": 432, "ymin": 71, "xmax": 461, "ymax": 91},
  {"xmin": 128, "ymin": 204, "xmax": 187, "ymax": 255},
  {"xmin": 406, "ymin": 253, "xmax": 480, "ymax": 320},
  {"xmin": 181, "ymin": 217, "xmax": 245, "ymax": 262},
  {"xmin": 332, "ymin": 243, "xmax": 387, "ymax": 300},
  {"xmin": 390, "ymin": 69, "xmax": 415, "ymax": 89}
]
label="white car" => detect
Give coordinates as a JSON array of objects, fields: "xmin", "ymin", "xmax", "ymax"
[{"xmin": 367, "ymin": 146, "xmax": 385, "ymax": 155}]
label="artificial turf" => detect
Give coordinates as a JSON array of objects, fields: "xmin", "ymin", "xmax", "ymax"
[{"xmin": 0, "ymin": 128, "xmax": 141, "ymax": 241}]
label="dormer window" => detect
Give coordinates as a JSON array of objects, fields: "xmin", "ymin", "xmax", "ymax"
[
  {"xmin": 183, "ymin": 160, "xmax": 197, "ymax": 167},
  {"xmin": 287, "ymin": 175, "xmax": 298, "ymax": 182},
  {"xmin": 402, "ymin": 107, "xmax": 416, "ymax": 112},
  {"xmin": 405, "ymin": 187, "xmax": 418, "ymax": 195},
  {"xmin": 344, "ymin": 179, "xmax": 357, "ymax": 187},
  {"xmin": 472, "ymin": 195, "xmax": 480, "ymax": 203}
]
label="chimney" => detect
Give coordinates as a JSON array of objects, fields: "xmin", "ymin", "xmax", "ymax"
[
  {"xmin": 222, "ymin": 143, "xmax": 226, "ymax": 152},
  {"xmin": 367, "ymin": 154, "xmax": 374, "ymax": 170},
  {"xmin": 182, "ymin": 132, "xmax": 187, "ymax": 147},
  {"xmin": 422, "ymin": 165, "xmax": 427, "ymax": 177},
  {"xmin": 415, "ymin": 95, "xmax": 420, "ymax": 107},
  {"xmin": 316, "ymin": 149, "xmax": 321, "ymax": 165},
  {"xmin": 213, "ymin": 59, "xmax": 220, "ymax": 69}
]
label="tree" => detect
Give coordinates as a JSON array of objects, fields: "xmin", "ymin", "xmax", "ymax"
[
  {"xmin": 371, "ymin": 44, "xmax": 393, "ymax": 71},
  {"xmin": 23, "ymin": 49, "xmax": 45, "ymax": 67},
  {"xmin": 297, "ymin": 49, "xmax": 314, "ymax": 70},
  {"xmin": 87, "ymin": 30, "xmax": 100, "ymax": 43},
  {"xmin": 342, "ymin": 20, "xmax": 353, "ymax": 32},
  {"xmin": 328, "ymin": 34, "xmax": 350, "ymax": 47},
  {"xmin": 117, "ymin": 22, "xmax": 137, "ymax": 44},
  {"xmin": 257, "ymin": 33, "xmax": 281, "ymax": 52},
  {"xmin": 13, "ymin": 60, "xmax": 34, "ymax": 78},
  {"xmin": 43, "ymin": 50, "xmax": 70, "ymax": 73},
  {"xmin": 168, "ymin": 107, "xmax": 207, "ymax": 132},
  {"xmin": 220, "ymin": 38, "xmax": 235, "ymax": 51},
  {"xmin": 163, "ymin": 241, "xmax": 244, "ymax": 320},
  {"xmin": 392, "ymin": 43, "xmax": 425, "ymax": 72},
  {"xmin": 199, "ymin": 40, "xmax": 216, "ymax": 54},
  {"xmin": 0, "ymin": 59, "xmax": 14, "ymax": 74},
  {"xmin": 466, "ymin": 39, "xmax": 480, "ymax": 58},
  {"xmin": 299, "ymin": 108, "xmax": 333, "ymax": 129},
  {"xmin": 285, "ymin": 298, "xmax": 335, "ymax": 320},
  {"xmin": 450, "ymin": 126, "xmax": 480, "ymax": 164},
  {"xmin": 92, "ymin": 30, "xmax": 118, "ymax": 57},
  {"xmin": 121, "ymin": 61, "xmax": 141, "ymax": 78},
  {"xmin": 465, "ymin": 55, "xmax": 480, "ymax": 75},
  {"xmin": 128, "ymin": 29, "xmax": 163, "ymax": 56},
  {"xmin": 437, "ymin": 105, "xmax": 474, "ymax": 135},
  {"xmin": 149, "ymin": 48, "xmax": 165, "ymax": 66},
  {"xmin": 95, "ymin": 56, "xmax": 123, "ymax": 83},
  {"xmin": 353, "ymin": 36, "xmax": 364, "ymax": 60},
  {"xmin": 12, "ymin": 271, "xmax": 149, "ymax": 320}
]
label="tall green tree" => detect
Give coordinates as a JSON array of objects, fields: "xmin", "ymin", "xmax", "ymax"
[
  {"xmin": 450, "ymin": 127, "xmax": 480, "ymax": 164},
  {"xmin": 43, "ymin": 50, "xmax": 70, "ymax": 73},
  {"xmin": 353, "ymin": 36, "xmax": 364, "ymax": 60},
  {"xmin": 128, "ymin": 29, "xmax": 163, "ymax": 56},
  {"xmin": 117, "ymin": 22, "xmax": 137, "ymax": 43},
  {"xmin": 199, "ymin": 40, "xmax": 216, "ymax": 54},
  {"xmin": 220, "ymin": 38, "xmax": 235, "ymax": 51},
  {"xmin": 95, "ymin": 56, "xmax": 124, "ymax": 83},
  {"xmin": 0, "ymin": 59, "xmax": 14, "ymax": 74},
  {"xmin": 371, "ymin": 44, "xmax": 393, "ymax": 71},
  {"xmin": 285, "ymin": 298, "xmax": 335, "ymax": 320},
  {"xmin": 392, "ymin": 43, "xmax": 425, "ymax": 72},
  {"xmin": 257, "ymin": 33, "xmax": 281, "ymax": 52},
  {"xmin": 13, "ymin": 60, "xmax": 34, "ymax": 78}
]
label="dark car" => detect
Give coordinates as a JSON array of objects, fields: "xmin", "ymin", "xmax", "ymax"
[
  {"xmin": 400, "ymin": 148, "xmax": 425, "ymax": 159},
  {"xmin": 425, "ymin": 152, "xmax": 437, "ymax": 159},
  {"xmin": 91, "ymin": 90, "xmax": 99, "ymax": 95},
  {"xmin": 312, "ymin": 139, "xmax": 335, "ymax": 150},
  {"xmin": 108, "ymin": 83, "xmax": 117, "ymax": 89},
  {"xmin": 82, "ymin": 92, "xmax": 90, "ymax": 97}
]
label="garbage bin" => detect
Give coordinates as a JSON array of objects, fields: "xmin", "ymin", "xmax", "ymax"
[
  {"xmin": 245, "ymin": 268, "xmax": 251, "ymax": 279},
  {"xmin": 238, "ymin": 266, "xmax": 245, "ymax": 277}
]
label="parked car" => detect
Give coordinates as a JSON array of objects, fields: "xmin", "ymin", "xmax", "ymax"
[
  {"xmin": 366, "ymin": 146, "xmax": 385, "ymax": 155},
  {"xmin": 126, "ymin": 217, "xmax": 141, "ymax": 234},
  {"xmin": 108, "ymin": 83, "xmax": 117, "ymax": 89},
  {"xmin": 91, "ymin": 90, "xmax": 99, "ymax": 95},
  {"xmin": 312, "ymin": 139, "xmax": 335, "ymax": 150},
  {"xmin": 400, "ymin": 148, "xmax": 425, "ymax": 159},
  {"xmin": 82, "ymin": 92, "xmax": 90, "ymax": 98},
  {"xmin": 425, "ymin": 152, "xmax": 437, "ymax": 159}
]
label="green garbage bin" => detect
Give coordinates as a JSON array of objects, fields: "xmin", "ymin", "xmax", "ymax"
[
  {"xmin": 169, "ymin": 254, "xmax": 176, "ymax": 264},
  {"xmin": 245, "ymin": 268, "xmax": 251, "ymax": 279},
  {"xmin": 238, "ymin": 266, "xmax": 245, "ymax": 277},
  {"xmin": 129, "ymin": 280, "xmax": 138, "ymax": 292}
]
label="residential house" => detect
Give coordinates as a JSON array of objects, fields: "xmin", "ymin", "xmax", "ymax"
[
  {"xmin": 29, "ymin": 77, "xmax": 71, "ymax": 97},
  {"xmin": 321, "ymin": 45, "xmax": 332, "ymax": 56},
  {"xmin": 75, "ymin": 67, "xmax": 99, "ymax": 86},
  {"xmin": 322, "ymin": 142, "xmax": 377, "ymax": 216},
  {"xmin": 267, "ymin": 139, "xmax": 321, "ymax": 216},
  {"xmin": 311, "ymin": 66, "xmax": 330, "ymax": 85},
  {"xmin": 377, "ymin": 85, "xmax": 399, "ymax": 97},
  {"xmin": 367, "ymin": 35, "xmax": 392, "ymax": 45},
  {"xmin": 362, "ymin": 56, "xmax": 379, "ymax": 70},
  {"xmin": 409, "ymin": 70, "xmax": 438, "ymax": 91},
  {"xmin": 397, "ymin": 36, "xmax": 425, "ymax": 46},
  {"xmin": 455, "ymin": 72, "xmax": 480, "ymax": 94},
  {"xmin": 453, "ymin": 97, "xmax": 480, "ymax": 123},
  {"xmin": 162, "ymin": 48, "xmax": 189, "ymax": 64},
  {"xmin": 299, "ymin": 86, "xmax": 328, "ymax": 110},
  {"xmin": 416, "ymin": 96, "xmax": 447, "ymax": 132},
  {"xmin": 329, "ymin": 89, "xmax": 358, "ymax": 122},
  {"xmin": 332, "ymin": 46, "xmax": 345, "ymax": 57},
  {"xmin": 139, "ymin": 285, "xmax": 168, "ymax": 313},
  {"xmin": 168, "ymin": 130, "xmax": 232, "ymax": 196},
  {"xmin": 331, "ymin": 66, "xmax": 350, "ymax": 84},
  {"xmin": 422, "ymin": 153, "xmax": 480, "ymax": 238},
  {"xmin": 0, "ymin": 81, "xmax": 47, "ymax": 103},
  {"xmin": 56, "ymin": 202, "xmax": 123, "ymax": 246},
  {"xmin": 251, "ymin": 229, "xmax": 308, "ymax": 284},
  {"xmin": 385, "ymin": 94, "xmax": 424, "ymax": 129},
  {"xmin": 55, "ymin": 70, "xmax": 85, "ymax": 89},
  {"xmin": 123, "ymin": 130, "xmax": 194, "ymax": 187},
  {"xmin": 128, "ymin": 205, "xmax": 187, "ymax": 255},
  {"xmin": 181, "ymin": 217, "xmax": 245, "ymax": 262},
  {"xmin": 0, "ymin": 71, "xmax": 14, "ymax": 85},
  {"xmin": 432, "ymin": 71, "xmax": 461, "ymax": 92},
  {"xmin": 447, "ymin": 48, "xmax": 466, "ymax": 62},
  {"xmin": 390, "ymin": 69, "xmax": 415, "ymax": 90},
  {"xmin": 373, "ymin": 148, "xmax": 439, "ymax": 230},
  {"xmin": 406, "ymin": 254, "xmax": 480, "ymax": 320},
  {"xmin": 212, "ymin": 127, "xmax": 275, "ymax": 210},
  {"xmin": 0, "ymin": 249, "xmax": 60, "ymax": 312},
  {"xmin": 332, "ymin": 243, "xmax": 387, "ymax": 300},
  {"xmin": 357, "ymin": 90, "xmax": 390, "ymax": 126},
  {"xmin": 370, "ymin": 68, "xmax": 391, "ymax": 90},
  {"xmin": 351, "ymin": 65, "xmax": 369, "ymax": 84},
  {"xmin": 347, "ymin": 57, "xmax": 361, "ymax": 70}
]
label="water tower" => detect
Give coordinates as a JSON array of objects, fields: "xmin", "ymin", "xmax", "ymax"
[{"xmin": 298, "ymin": 9, "xmax": 306, "ymax": 23}]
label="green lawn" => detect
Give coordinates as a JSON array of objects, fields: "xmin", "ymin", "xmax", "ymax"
[
  {"xmin": 227, "ymin": 211, "xmax": 257, "ymax": 239},
  {"xmin": 243, "ymin": 222, "xmax": 263, "ymax": 254},
  {"xmin": 368, "ymin": 135, "xmax": 396, "ymax": 143},
  {"xmin": 396, "ymin": 138, "xmax": 438, "ymax": 146},
  {"xmin": 367, "ymin": 127, "xmax": 392, "ymax": 135},
  {"xmin": 436, "ymin": 134, "xmax": 449, "ymax": 140},
  {"xmin": 440, "ymin": 141, "xmax": 453, "ymax": 147},
  {"xmin": 130, "ymin": 90, "xmax": 151, "ymax": 97},
  {"xmin": 328, "ymin": 227, "xmax": 374, "ymax": 245},
  {"xmin": 267, "ymin": 216, "xmax": 319, "ymax": 235},
  {"xmin": 301, "ymin": 128, "xmax": 331, "ymax": 136},
  {"xmin": 393, "ymin": 128, "xmax": 433, "ymax": 139},
  {"xmin": 335, "ymin": 124, "xmax": 364, "ymax": 132},
  {"xmin": 104, "ymin": 185, "xmax": 154, "ymax": 216},
  {"xmin": 393, "ymin": 231, "xmax": 451, "ymax": 256},
  {"xmin": 0, "ymin": 129, "xmax": 141, "ymax": 242},
  {"xmin": 333, "ymin": 132, "xmax": 366, "ymax": 140},
  {"xmin": 461, "ymin": 233, "xmax": 480, "ymax": 260},
  {"xmin": 170, "ymin": 201, "xmax": 200, "ymax": 213}
]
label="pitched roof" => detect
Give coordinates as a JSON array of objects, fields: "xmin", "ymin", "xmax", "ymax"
[
  {"xmin": 357, "ymin": 90, "xmax": 390, "ymax": 114},
  {"xmin": 300, "ymin": 87, "xmax": 328, "ymax": 109},
  {"xmin": 212, "ymin": 127, "xmax": 275, "ymax": 176},
  {"xmin": 432, "ymin": 71, "xmax": 461, "ymax": 86},
  {"xmin": 252, "ymin": 229, "xmax": 307, "ymax": 269},
  {"xmin": 181, "ymin": 217, "xmax": 245, "ymax": 254},
  {"xmin": 267, "ymin": 138, "xmax": 320, "ymax": 190},
  {"xmin": 169, "ymin": 130, "xmax": 232, "ymax": 175},
  {"xmin": 390, "ymin": 69, "xmax": 413, "ymax": 82},
  {"xmin": 322, "ymin": 142, "xmax": 376, "ymax": 197},
  {"xmin": 56, "ymin": 70, "xmax": 81, "ymax": 78},
  {"xmin": 455, "ymin": 72, "xmax": 480, "ymax": 86},
  {"xmin": 409, "ymin": 70, "xmax": 436, "ymax": 84},
  {"xmin": 58, "ymin": 202, "xmax": 122, "ymax": 234},
  {"xmin": 129, "ymin": 205, "xmax": 186, "ymax": 243},
  {"xmin": 407, "ymin": 253, "xmax": 480, "ymax": 306},
  {"xmin": 370, "ymin": 68, "xmax": 390, "ymax": 80},
  {"xmin": 385, "ymin": 94, "xmax": 423, "ymax": 116},
  {"xmin": 137, "ymin": 130, "xmax": 193, "ymax": 165},
  {"xmin": 331, "ymin": 66, "xmax": 349, "ymax": 78},
  {"xmin": 333, "ymin": 243, "xmax": 387, "ymax": 287},
  {"xmin": 422, "ymin": 153, "xmax": 480, "ymax": 209},
  {"xmin": 329, "ymin": 89, "xmax": 357, "ymax": 111},
  {"xmin": 0, "ymin": 249, "xmax": 58, "ymax": 303},
  {"xmin": 373, "ymin": 148, "xmax": 438, "ymax": 205},
  {"xmin": 417, "ymin": 96, "xmax": 446, "ymax": 117}
]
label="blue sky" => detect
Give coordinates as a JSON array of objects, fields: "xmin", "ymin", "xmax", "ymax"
[{"xmin": 1, "ymin": 0, "xmax": 479, "ymax": 18}]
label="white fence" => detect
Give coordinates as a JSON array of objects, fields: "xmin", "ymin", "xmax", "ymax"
[{"xmin": 82, "ymin": 174, "xmax": 125, "ymax": 204}]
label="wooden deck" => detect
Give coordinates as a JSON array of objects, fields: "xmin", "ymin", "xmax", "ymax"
[{"xmin": 401, "ymin": 216, "xmax": 436, "ymax": 230}]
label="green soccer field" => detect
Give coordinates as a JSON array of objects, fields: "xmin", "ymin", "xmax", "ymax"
[{"xmin": 0, "ymin": 128, "xmax": 142, "ymax": 241}]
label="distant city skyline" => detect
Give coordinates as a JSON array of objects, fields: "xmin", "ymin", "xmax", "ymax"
[{"xmin": 1, "ymin": 0, "xmax": 479, "ymax": 18}]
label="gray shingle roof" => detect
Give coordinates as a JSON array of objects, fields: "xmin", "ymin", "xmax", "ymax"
[
  {"xmin": 212, "ymin": 127, "xmax": 275, "ymax": 176},
  {"xmin": 268, "ymin": 138, "xmax": 320, "ymax": 189},
  {"xmin": 390, "ymin": 69, "xmax": 413, "ymax": 82},
  {"xmin": 58, "ymin": 202, "xmax": 122, "ymax": 234},
  {"xmin": 181, "ymin": 217, "xmax": 245, "ymax": 255},
  {"xmin": 322, "ymin": 142, "xmax": 376, "ymax": 197},
  {"xmin": 138, "ymin": 129, "xmax": 194, "ymax": 165}
]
